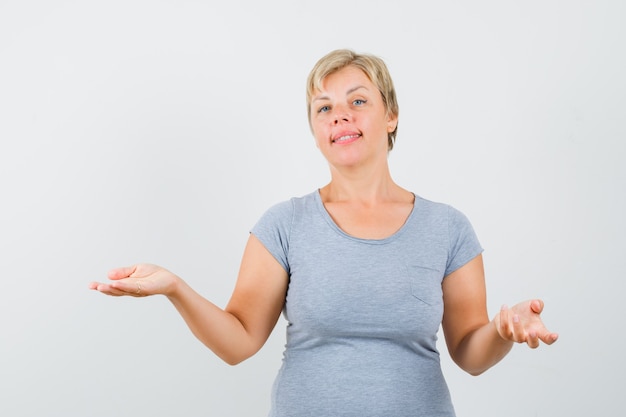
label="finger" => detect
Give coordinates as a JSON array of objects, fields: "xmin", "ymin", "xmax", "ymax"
[
  {"xmin": 108, "ymin": 265, "xmax": 138, "ymax": 281},
  {"xmin": 511, "ymin": 314, "xmax": 526, "ymax": 343},
  {"xmin": 527, "ymin": 329, "xmax": 540, "ymax": 349},
  {"xmin": 111, "ymin": 280, "xmax": 145, "ymax": 297},
  {"xmin": 497, "ymin": 305, "xmax": 514, "ymax": 340},
  {"xmin": 539, "ymin": 331, "xmax": 559, "ymax": 345},
  {"xmin": 92, "ymin": 282, "xmax": 132, "ymax": 297},
  {"xmin": 530, "ymin": 299, "xmax": 544, "ymax": 314}
]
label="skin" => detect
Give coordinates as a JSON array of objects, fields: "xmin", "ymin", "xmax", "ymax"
[{"xmin": 90, "ymin": 65, "xmax": 558, "ymax": 372}]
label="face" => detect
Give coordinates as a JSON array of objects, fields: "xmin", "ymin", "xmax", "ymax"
[{"xmin": 309, "ymin": 65, "xmax": 397, "ymax": 169}]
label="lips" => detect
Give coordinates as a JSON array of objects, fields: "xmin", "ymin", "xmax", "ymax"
[{"xmin": 332, "ymin": 132, "xmax": 362, "ymax": 144}]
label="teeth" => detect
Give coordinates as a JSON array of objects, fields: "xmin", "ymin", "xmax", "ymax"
[{"xmin": 334, "ymin": 134, "xmax": 359, "ymax": 142}]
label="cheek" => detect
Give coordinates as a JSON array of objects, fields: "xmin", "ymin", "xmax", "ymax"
[
  {"xmin": 313, "ymin": 135, "xmax": 321, "ymax": 149},
  {"xmin": 310, "ymin": 126, "xmax": 322, "ymax": 149}
]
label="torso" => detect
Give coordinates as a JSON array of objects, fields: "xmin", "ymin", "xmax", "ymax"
[{"xmin": 252, "ymin": 190, "xmax": 477, "ymax": 417}]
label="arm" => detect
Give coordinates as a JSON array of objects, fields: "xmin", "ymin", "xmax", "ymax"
[
  {"xmin": 89, "ymin": 234, "xmax": 289, "ymax": 365},
  {"xmin": 441, "ymin": 255, "xmax": 558, "ymax": 376}
]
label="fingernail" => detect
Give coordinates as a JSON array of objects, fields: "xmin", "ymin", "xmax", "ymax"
[{"xmin": 513, "ymin": 315, "xmax": 519, "ymax": 323}]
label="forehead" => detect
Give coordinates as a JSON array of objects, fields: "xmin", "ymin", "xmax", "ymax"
[
  {"xmin": 323, "ymin": 66, "xmax": 370, "ymax": 87},
  {"xmin": 312, "ymin": 66, "xmax": 374, "ymax": 100}
]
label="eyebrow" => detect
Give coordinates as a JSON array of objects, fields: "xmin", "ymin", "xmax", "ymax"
[{"xmin": 312, "ymin": 85, "xmax": 368, "ymax": 102}]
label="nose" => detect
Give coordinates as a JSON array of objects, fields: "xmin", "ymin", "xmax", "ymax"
[{"xmin": 332, "ymin": 108, "xmax": 350, "ymax": 124}]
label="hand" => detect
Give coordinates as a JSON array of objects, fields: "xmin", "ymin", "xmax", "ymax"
[
  {"xmin": 494, "ymin": 299, "xmax": 559, "ymax": 348},
  {"xmin": 89, "ymin": 264, "xmax": 179, "ymax": 297}
]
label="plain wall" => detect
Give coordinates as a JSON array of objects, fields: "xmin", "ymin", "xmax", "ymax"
[{"xmin": 1, "ymin": 0, "xmax": 624, "ymax": 416}]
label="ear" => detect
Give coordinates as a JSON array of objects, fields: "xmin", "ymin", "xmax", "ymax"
[{"xmin": 386, "ymin": 113, "xmax": 398, "ymax": 133}]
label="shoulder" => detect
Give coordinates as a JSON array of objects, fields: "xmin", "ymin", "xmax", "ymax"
[
  {"xmin": 261, "ymin": 191, "xmax": 316, "ymax": 217},
  {"xmin": 410, "ymin": 195, "xmax": 482, "ymax": 275},
  {"xmin": 412, "ymin": 194, "xmax": 468, "ymax": 222},
  {"xmin": 253, "ymin": 190, "xmax": 318, "ymax": 228},
  {"xmin": 411, "ymin": 194, "xmax": 479, "ymax": 244}
]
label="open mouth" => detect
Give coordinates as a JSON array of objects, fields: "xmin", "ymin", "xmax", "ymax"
[{"xmin": 332, "ymin": 133, "xmax": 362, "ymax": 144}]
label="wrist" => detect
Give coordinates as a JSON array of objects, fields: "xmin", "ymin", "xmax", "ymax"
[
  {"xmin": 491, "ymin": 313, "xmax": 514, "ymax": 346},
  {"xmin": 164, "ymin": 274, "xmax": 185, "ymax": 299}
]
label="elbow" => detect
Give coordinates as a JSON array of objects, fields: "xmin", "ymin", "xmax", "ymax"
[
  {"xmin": 465, "ymin": 367, "xmax": 488, "ymax": 377},
  {"xmin": 215, "ymin": 349, "xmax": 253, "ymax": 366},
  {"xmin": 215, "ymin": 345, "xmax": 258, "ymax": 366},
  {"xmin": 454, "ymin": 360, "xmax": 487, "ymax": 376},
  {"xmin": 223, "ymin": 356, "xmax": 247, "ymax": 366},
  {"xmin": 450, "ymin": 354, "xmax": 492, "ymax": 377}
]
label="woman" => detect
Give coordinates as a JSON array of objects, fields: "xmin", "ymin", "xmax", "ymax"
[{"xmin": 90, "ymin": 49, "xmax": 558, "ymax": 416}]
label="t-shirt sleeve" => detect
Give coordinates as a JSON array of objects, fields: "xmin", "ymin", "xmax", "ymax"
[
  {"xmin": 445, "ymin": 205, "xmax": 484, "ymax": 276},
  {"xmin": 250, "ymin": 199, "xmax": 293, "ymax": 274}
]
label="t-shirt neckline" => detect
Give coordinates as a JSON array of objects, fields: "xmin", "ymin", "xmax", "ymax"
[{"xmin": 313, "ymin": 189, "xmax": 416, "ymax": 245}]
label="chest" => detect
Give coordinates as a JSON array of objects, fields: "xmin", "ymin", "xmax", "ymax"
[
  {"xmin": 323, "ymin": 202, "xmax": 414, "ymax": 240},
  {"xmin": 284, "ymin": 231, "xmax": 447, "ymax": 341}
]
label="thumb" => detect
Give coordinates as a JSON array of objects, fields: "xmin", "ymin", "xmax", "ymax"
[
  {"xmin": 107, "ymin": 265, "xmax": 137, "ymax": 280},
  {"xmin": 530, "ymin": 299, "xmax": 544, "ymax": 314}
]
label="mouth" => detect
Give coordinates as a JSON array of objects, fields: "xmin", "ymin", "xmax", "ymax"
[{"xmin": 332, "ymin": 133, "xmax": 362, "ymax": 144}]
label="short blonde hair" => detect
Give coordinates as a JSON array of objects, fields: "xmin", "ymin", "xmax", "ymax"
[{"xmin": 306, "ymin": 49, "xmax": 399, "ymax": 151}]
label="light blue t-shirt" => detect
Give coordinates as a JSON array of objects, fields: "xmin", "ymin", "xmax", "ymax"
[{"xmin": 251, "ymin": 190, "xmax": 483, "ymax": 417}]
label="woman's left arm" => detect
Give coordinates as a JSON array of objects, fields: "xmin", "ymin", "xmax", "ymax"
[{"xmin": 441, "ymin": 255, "xmax": 558, "ymax": 376}]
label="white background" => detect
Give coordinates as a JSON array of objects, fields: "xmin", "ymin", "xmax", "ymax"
[{"xmin": 1, "ymin": 1, "xmax": 624, "ymax": 416}]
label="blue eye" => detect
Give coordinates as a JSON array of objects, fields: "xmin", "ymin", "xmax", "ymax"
[
  {"xmin": 318, "ymin": 105, "xmax": 330, "ymax": 113},
  {"xmin": 353, "ymin": 99, "xmax": 366, "ymax": 106}
]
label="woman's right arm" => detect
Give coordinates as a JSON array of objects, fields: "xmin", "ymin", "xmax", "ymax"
[{"xmin": 89, "ymin": 234, "xmax": 289, "ymax": 365}]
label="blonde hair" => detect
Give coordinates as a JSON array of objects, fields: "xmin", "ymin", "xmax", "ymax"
[{"xmin": 306, "ymin": 49, "xmax": 399, "ymax": 151}]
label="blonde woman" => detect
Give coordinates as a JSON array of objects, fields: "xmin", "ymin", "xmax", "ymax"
[{"xmin": 90, "ymin": 49, "xmax": 558, "ymax": 417}]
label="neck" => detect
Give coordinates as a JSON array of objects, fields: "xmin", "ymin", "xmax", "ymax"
[{"xmin": 321, "ymin": 158, "xmax": 405, "ymax": 204}]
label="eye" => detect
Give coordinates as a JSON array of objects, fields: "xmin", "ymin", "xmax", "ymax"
[
  {"xmin": 317, "ymin": 105, "xmax": 331, "ymax": 113},
  {"xmin": 353, "ymin": 99, "xmax": 367, "ymax": 106}
]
